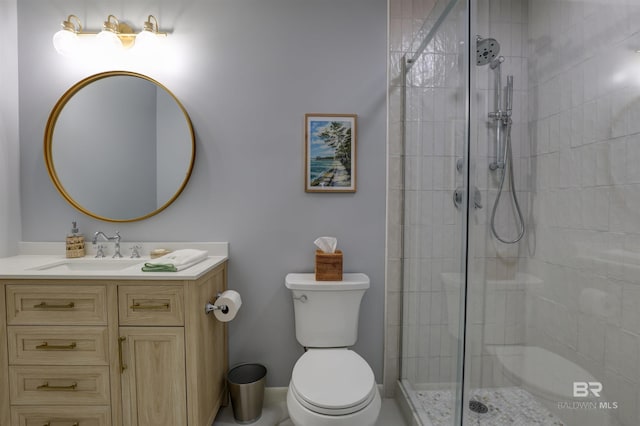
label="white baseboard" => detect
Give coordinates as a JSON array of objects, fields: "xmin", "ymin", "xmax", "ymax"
[{"xmin": 264, "ymin": 386, "xmax": 288, "ymax": 404}]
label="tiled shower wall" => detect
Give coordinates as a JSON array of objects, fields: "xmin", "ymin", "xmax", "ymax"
[
  {"xmin": 391, "ymin": 2, "xmax": 640, "ymax": 424},
  {"xmin": 466, "ymin": 0, "xmax": 530, "ymax": 390},
  {"xmin": 386, "ymin": 0, "xmax": 439, "ymax": 397},
  {"xmin": 525, "ymin": 1, "xmax": 640, "ymax": 424},
  {"xmin": 387, "ymin": 0, "xmax": 531, "ymax": 396},
  {"xmin": 401, "ymin": 0, "xmax": 468, "ymax": 389}
]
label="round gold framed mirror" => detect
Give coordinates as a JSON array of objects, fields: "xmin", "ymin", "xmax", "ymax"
[{"xmin": 44, "ymin": 71, "xmax": 195, "ymax": 222}]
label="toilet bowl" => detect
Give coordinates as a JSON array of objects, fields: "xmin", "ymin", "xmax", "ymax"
[
  {"xmin": 287, "ymin": 349, "xmax": 381, "ymax": 426},
  {"xmin": 285, "ymin": 273, "xmax": 381, "ymax": 426}
]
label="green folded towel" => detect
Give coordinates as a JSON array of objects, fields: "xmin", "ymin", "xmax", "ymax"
[
  {"xmin": 141, "ymin": 249, "xmax": 208, "ymax": 272},
  {"xmin": 142, "ymin": 263, "xmax": 178, "ymax": 272}
]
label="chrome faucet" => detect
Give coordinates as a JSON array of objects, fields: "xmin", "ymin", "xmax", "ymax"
[
  {"xmin": 130, "ymin": 245, "xmax": 142, "ymax": 259},
  {"xmin": 95, "ymin": 244, "xmax": 106, "ymax": 258},
  {"xmin": 92, "ymin": 231, "xmax": 122, "ymax": 258}
]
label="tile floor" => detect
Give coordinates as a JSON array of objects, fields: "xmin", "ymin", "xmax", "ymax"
[
  {"xmin": 415, "ymin": 387, "xmax": 564, "ymax": 426},
  {"xmin": 213, "ymin": 388, "xmax": 407, "ymax": 426}
]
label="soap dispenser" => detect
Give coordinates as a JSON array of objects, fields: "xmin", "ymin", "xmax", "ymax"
[{"xmin": 66, "ymin": 221, "xmax": 85, "ymax": 258}]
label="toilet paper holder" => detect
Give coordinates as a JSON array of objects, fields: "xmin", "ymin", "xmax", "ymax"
[{"xmin": 204, "ymin": 293, "xmax": 229, "ymax": 315}]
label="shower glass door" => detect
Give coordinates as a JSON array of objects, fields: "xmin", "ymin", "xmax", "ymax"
[
  {"xmin": 399, "ymin": 0, "xmax": 470, "ymax": 424},
  {"xmin": 463, "ymin": 0, "xmax": 640, "ymax": 425},
  {"xmin": 399, "ymin": 0, "xmax": 640, "ymax": 424}
]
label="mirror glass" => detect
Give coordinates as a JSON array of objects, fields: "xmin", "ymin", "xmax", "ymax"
[{"xmin": 44, "ymin": 71, "xmax": 195, "ymax": 222}]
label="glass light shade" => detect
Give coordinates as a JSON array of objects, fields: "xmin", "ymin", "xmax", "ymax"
[
  {"xmin": 96, "ymin": 30, "xmax": 123, "ymax": 51},
  {"xmin": 52, "ymin": 29, "xmax": 79, "ymax": 56},
  {"xmin": 134, "ymin": 29, "xmax": 160, "ymax": 51}
]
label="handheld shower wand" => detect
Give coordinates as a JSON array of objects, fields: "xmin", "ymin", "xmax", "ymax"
[
  {"xmin": 476, "ymin": 36, "xmax": 525, "ymax": 244},
  {"xmin": 489, "ymin": 74, "xmax": 525, "ymax": 244}
]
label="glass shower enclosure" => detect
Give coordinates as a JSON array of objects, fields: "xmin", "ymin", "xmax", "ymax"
[
  {"xmin": 398, "ymin": 0, "xmax": 640, "ymax": 424},
  {"xmin": 400, "ymin": 0, "xmax": 469, "ymax": 424}
]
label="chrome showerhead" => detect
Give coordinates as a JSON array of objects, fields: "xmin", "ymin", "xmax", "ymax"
[{"xmin": 476, "ymin": 36, "xmax": 500, "ymax": 66}]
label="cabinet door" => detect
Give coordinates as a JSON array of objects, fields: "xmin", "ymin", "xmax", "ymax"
[{"xmin": 119, "ymin": 327, "xmax": 186, "ymax": 426}]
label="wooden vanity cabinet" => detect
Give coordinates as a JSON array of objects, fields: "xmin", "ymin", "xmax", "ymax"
[
  {"xmin": 0, "ymin": 261, "xmax": 228, "ymax": 426},
  {"xmin": 119, "ymin": 327, "xmax": 187, "ymax": 426}
]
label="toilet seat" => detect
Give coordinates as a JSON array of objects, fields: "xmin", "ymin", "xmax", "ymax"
[{"xmin": 290, "ymin": 349, "xmax": 377, "ymax": 416}]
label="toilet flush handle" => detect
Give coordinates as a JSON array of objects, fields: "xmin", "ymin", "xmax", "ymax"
[{"xmin": 293, "ymin": 295, "xmax": 308, "ymax": 303}]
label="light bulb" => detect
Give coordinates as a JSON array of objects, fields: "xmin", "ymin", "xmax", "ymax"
[
  {"xmin": 52, "ymin": 29, "xmax": 79, "ymax": 56},
  {"xmin": 97, "ymin": 29, "xmax": 123, "ymax": 51},
  {"xmin": 134, "ymin": 29, "xmax": 160, "ymax": 51},
  {"xmin": 134, "ymin": 16, "xmax": 163, "ymax": 52},
  {"xmin": 97, "ymin": 15, "xmax": 124, "ymax": 52}
]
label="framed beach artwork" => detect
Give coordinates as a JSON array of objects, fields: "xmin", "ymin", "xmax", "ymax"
[{"xmin": 304, "ymin": 113, "xmax": 357, "ymax": 193}]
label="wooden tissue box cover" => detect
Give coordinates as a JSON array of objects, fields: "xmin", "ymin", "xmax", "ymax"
[{"xmin": 315, "ymin": 249, "xmax": 343, "ymax": 281}]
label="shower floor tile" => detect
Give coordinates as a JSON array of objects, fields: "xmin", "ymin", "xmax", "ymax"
[{"xmin": 415, "ymin": 386, "xmax": 565, "ymax": 426}]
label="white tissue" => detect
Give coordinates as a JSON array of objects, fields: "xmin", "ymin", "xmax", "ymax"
[
  {"xmin": 314, "ymin": 236, "xmax": 337, "ymax": 253},
  {"xmin": 214, "ymin": 290, "xmax": 242, "ymax": 322}
]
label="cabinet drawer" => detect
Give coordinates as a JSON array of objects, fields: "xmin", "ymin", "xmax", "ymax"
[
  {"xmin": 6, "ymin": 285, "xmax": 107, "ymax": 325},
  {"xmin": 8, "ymin": 326, "xmax": 109, "ymax": 366},
  {"xmin": 9, "ymin": 366, "xmax": 110, "ymax": 405},
  {"xmin": 11, "ymin": 405, "xmax": 111, "ymax": 426},
  {"xmin": 118, "ymin": 286, "xmax": 184, "ymax": 326}
]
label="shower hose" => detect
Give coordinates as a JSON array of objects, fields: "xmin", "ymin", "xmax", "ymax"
[{"xmin": 490, "ymin": 118, "xmax": 525, "ymax": 244}]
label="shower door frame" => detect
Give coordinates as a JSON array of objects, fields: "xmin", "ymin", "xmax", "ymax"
[{"xmin": 398, "ymin": 0, "xmax": 474, "ymax": 424}]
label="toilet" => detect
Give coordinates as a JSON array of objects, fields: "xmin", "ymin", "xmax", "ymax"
[{"xmin": 285, "ymin": 273, "xmax": 381, "ymax": 426}]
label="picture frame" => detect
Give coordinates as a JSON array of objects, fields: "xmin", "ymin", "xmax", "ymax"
[{"xmin": 304, "ymin": 113, "xmax": 357, "ymax": 193}]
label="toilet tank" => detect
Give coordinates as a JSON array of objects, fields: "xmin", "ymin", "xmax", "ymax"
[{"xmin": 285, "ymin": 273, "xmax": 369, "ymax": 348}]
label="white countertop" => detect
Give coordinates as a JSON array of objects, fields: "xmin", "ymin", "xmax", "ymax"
[{"xmin": 0, "ymin": 242, "xmax": 228, "ymax": 280}]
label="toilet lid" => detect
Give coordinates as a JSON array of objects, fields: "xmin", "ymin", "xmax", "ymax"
[{"xmin": 291, "ymin": 349, "xmax": 377, "ymax": 415}]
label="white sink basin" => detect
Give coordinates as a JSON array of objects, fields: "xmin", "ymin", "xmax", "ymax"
[{"xmin": 31, "ymin": 258, "xmax": 145, "ymax": 272}]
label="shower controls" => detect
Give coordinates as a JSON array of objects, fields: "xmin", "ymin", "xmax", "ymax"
[{"xmin": 453, "ymin": 187, "xmax": 482, "ymax": 210}]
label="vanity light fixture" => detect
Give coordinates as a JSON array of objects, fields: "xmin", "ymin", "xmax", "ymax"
[
  {"xmin": 53, "ymin": 14, "xmax": 168, "ymax": 55},
  {"xmin": 135, "ymin": 15, "xmax": 163, "ymax": 50},
  {"xmin": 52, "ymin": 15, "xmax": 82, "ymax": 56},
  {"xmin": 96, "ymin": 15, "xmax": 130, "ymax": 50}
]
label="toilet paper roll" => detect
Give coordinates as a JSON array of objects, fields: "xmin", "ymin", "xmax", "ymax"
[{"xmin": 214, "ymin": 290, "xmax": 242, "ymax": 322}]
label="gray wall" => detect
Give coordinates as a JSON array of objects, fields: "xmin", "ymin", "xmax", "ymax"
[
  {"xmin": 0, "ymin": 0, "xmax": 20, "ymax": 258},
  {"xmin": 17, "ymin": 0, "xmax": 387, "ymax": 386},
  {"xmin": 156, "ymin": 87, "xmax": 191, "ymax": 208}
]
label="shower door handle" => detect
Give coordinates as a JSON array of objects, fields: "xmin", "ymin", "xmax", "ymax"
[{"xmin": 453, "ymin": 187, "xmax": 482, "ymax": 210}]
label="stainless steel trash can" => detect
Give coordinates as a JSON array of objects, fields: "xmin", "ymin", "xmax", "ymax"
[{"xmin": 227, "ymin": 363, "xmax": 267, "ymax": 424}]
